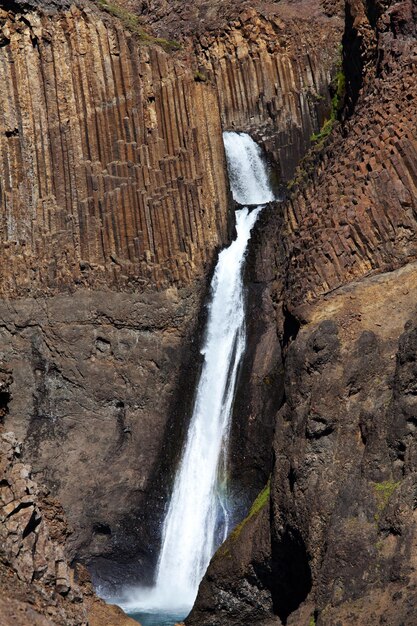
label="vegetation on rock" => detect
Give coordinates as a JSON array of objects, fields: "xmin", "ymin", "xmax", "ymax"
[
  {"xmin": 373, "ymin": 480, "xmax": 400, "ymax": 522},
  {"xmin": 95, "ymin": 0, "xmax": 181, "ymax": 50},
  {"xmin": 287, "ymin": 47, "xmax": 346, "ymax": 193},
  {"xmin": 229, "ymin": 480, "xmax": 270, "ymax": 542},
  {"xmin": 310, "ymin": 47, "xmax": 345, "ymax": 147}
]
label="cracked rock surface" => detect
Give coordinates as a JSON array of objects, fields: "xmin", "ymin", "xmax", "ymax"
[{"xmin": 0, "ymin": 430, "xmax": 138, "ymax": 625}]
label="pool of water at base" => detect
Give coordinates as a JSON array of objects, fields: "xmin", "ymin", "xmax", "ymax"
[{"xmin": 130, "ymin": 611, "xmax": 186, "ymax": 626}]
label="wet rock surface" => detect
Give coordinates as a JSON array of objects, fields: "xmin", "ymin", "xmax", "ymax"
[
  {"xmin": 187, "ymin": 504, "xmax": 275, "ymax": 626},
  {"xmin": 227, "ymin": 202, "xmax": 285, "ymax": 521}
]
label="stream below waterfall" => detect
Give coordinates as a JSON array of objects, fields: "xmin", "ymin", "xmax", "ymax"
[{"xmin": 106, "ymin": 132, "xmax": 274, "ymax": 626}]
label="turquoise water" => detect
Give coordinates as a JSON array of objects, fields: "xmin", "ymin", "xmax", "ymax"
[{"xmin": 130, "ymin": 611, "xmax": 185, "ymax": 626}]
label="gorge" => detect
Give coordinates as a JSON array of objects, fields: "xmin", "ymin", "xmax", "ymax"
[
  {"xmin": 0, "ymin": 0, "xmax": 417, "ymax": 625},
  {"xmin": 113, "ymin": 132, "xmax": 274, "ymax": 625}
]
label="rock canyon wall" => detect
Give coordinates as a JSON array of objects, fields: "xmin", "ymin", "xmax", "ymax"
[
  {"xmin": 2, "ymin": 0, "xmax": 417, "ymax": 623},
  {"xmin": 6, "ymin": 0, "xmax": 417, "ymax": 623},
  {"xmin": 0, "ymin": 0, "xmax": 342, "ymax": 593}
]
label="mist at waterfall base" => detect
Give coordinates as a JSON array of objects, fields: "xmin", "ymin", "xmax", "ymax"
[{"xmin": 108, "ymin": 132, "xmax": 274, "ymax": 626}]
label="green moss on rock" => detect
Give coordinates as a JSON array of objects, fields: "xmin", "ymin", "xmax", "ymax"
[
  {"xmin": 230, "ymin": 480, "xmax": 271, "ymax": 542},
  {"xmin": 373, "ymin": 480, "xmax": 400, "ymax": 522},
  {"xmin": 214, "ymin": 481, "xmax": 271, "ymax": 561},
  {"xmin": 310, "ymin": 54, "xmax": 345, "ymax": 147}
]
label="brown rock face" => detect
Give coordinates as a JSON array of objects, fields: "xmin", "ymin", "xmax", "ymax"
[
  {"xmin": 1, "ymin": 285, "xmax": 206, "ymax": 580},
  {"xmin": 195, "ymin": 6, "xmax": 342, "ymax": 181},
  {"xmin": 137, "ymin": 0, "xmax": 251, "ymax": 39},
  {"xmin": 0, "ymin": 429, "xmax": 137, "ymax": 625},
  {"xmin": 187, "ymin": 497, "xmax": 275, "ymax": 626},
  {"xmin": 284, "ymin": 0, "xmax": 417, "ymax": 307},
  {"xmin": 1, "ymin": 0, "xmax": 231, "ymax": 582},
  {"xmin": 275, "ymin": 266, "xmax": 417, "ymax": 626},
  {"xmin": 0, "ymin": 5, "xmax": 229, "ymax": 295},
  {"xmin": 0, "ymin": 0, "xmax": 341, "ymax": 298}
]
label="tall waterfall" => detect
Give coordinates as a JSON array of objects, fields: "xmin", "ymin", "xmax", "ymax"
[{"xmin": 122, "ymin": 132, "xmax": 273, "ymax": 620}]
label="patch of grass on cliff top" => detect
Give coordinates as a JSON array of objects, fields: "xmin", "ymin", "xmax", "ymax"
[{"xmin": 95, "ymin": 0, "xmax": 181, "ymax": 51}]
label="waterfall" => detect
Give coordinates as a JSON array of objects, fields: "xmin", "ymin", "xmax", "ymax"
[
  {"xmin": 121, "ymin": 132, "xmax": 274, "ymax": 620},
  {"xmin": 223, "ymin": 131, "xmax": 274, "ymax": 205}
]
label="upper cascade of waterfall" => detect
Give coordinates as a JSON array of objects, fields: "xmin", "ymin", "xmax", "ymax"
[
  {"xmin": 223, "ymin": 131, "xmax": 274, "ymax": 206},
  {"xmin": 112, "ymin": 132, "xmax": 274, "ymax": 623}
]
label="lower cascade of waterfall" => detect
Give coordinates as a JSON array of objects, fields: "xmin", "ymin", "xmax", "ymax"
[{"xmin": 107, "ymin": 132, "xmax": 274, "ymax": 625}]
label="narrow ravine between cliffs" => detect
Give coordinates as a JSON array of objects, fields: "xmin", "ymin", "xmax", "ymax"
[{"xmin": 103, "ymin": 132, "xmax": 274, "ymax": 626}]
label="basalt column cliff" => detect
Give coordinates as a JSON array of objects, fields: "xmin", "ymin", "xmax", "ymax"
[
  {"xmin": 0, "ymin": 0, "xmax": 234, "ymax": 589},
  {"xmin": 0, "ymin": 0, "xmax": 342, "ymax": 610},
  {"xmin": 4, "ymin": 0, "xmax": 416, "ymax": 624}
]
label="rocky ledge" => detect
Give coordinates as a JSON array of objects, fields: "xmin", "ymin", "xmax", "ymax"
[{"xmin": 0, "ymin": 430, "xmax": 137, "ymax": 625}]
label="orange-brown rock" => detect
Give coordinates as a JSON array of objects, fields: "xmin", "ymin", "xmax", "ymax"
[
  {"xmin": 195, "ymin": 5, "xmax": 342, "ymax": 180},
  {"xmin": 0, "ymin": 4, "xmax": 230, "ymax": 296},
  {"xmin": 0, "ymin": 1, "xmax": 343, "ymax": 298},
  {"xmin": 88, "ymin": 598, "xmax": 139, "ymax": 626}
]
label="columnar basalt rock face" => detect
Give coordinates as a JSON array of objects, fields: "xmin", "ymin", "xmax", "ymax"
[
  {"xmin": 283, "ymin": 0, "xmax": 417, "ymax": 308},
  {"xmin": 0, "ymin": 5, "xmax": 229, "ymax": 295},
  {"xmin": 195, "ymin": 6, "xmax": 342, "ymax": 181},
  {"xmin": 136, "ymin": 0, "xmax": 344, "ymax": 181}
]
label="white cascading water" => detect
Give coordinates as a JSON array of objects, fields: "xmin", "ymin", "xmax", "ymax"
[
  {"xmin": 121, "ymin": 131, "xmax": 274, "ymax": 619},
  {"xmin": 222, "ymin": 131, "xmax": 274, "ymax": 205}
]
